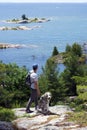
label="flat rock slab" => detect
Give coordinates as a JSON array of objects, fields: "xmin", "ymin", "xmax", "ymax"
[
  {"xmin": 12, "ymin": 105, "xmax": 74, "ymax": 130},
  {"xmin": 13, "ymin": 105, "xmax": 71, "ymax": 117},
  {"xmin": 12, "ymin": 105, "xmax": 87, "ymax": 130}
]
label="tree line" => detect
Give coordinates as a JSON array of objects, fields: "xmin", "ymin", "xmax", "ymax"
[{"xmin": 0, "ymin": 43, "xmax": 87, "ymax": 108}]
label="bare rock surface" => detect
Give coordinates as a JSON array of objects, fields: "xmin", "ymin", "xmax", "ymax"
[
  {"xmin": 0, "ymin": 121, "xmax": 14, "ymax": 130},
  {"xmin": 12, "ymin": 105, "xmax": 87, "ymax": 130}
]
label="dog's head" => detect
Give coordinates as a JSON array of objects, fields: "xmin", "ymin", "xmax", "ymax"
[
  {"xmin": 44, "ymin": 92, "xmax": 52, "ymax": 101},
  {"xmin": 41, "ymin": 92, "xmax": 52, "ymax": 102}
]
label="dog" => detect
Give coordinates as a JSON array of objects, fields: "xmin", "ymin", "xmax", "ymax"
[{"xmin": 37, "ymin": 92, "xmax": 52, "ymax": 114}]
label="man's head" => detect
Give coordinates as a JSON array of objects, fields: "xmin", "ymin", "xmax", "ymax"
[{"xmin": 32, "ymin": 64, "xmax": 38, "ymax": 71}]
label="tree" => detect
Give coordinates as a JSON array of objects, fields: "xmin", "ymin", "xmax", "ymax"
[
  {"xmin": 39, "ymin": 58, "xmax": 66, "ymax": 105},
  {"xmin": 0, "ymin": 62, "xmax": 29, "ymax": 108},
  {"xmin": 61, "ymin": 52, "xmax": 83, "ymax": 96},
  {"xmin": 65, "ymin": 44, "xmax": 71, "ymax": 53},
  {"xmin": 52, "ymin": 46, "xmax": 59, "ymax": 56},
  {"xmin": 71, "ymin": 43, "xmax": 82, "ymax": 57},
  {"xmin": 73, "ymin": 64, "xmax": 87, "ymax": 85},
  {"xmin": 65, "ymin": 43, "xmax": 82, "ymax": 57},
  {"xmin": 21, "ymin": 14, "xmax": 28, "ymax": 20}
]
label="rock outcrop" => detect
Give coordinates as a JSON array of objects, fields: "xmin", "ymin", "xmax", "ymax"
[
  {"xmin": 12, "ymin": 105, "xmax": 82, "ymax": 130},
  {"xmin": 0, "ymin": 121, "xmax": 14, "ymax": 130},
  {"xmin": 0, "ymin": 105, "xmax": 87, "ymax": 130}
]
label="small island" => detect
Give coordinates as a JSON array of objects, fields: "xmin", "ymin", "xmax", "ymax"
[
  {"xmin": 0, "ymin": 43, "xmax": 22, "ymax": 49},
  {"xmin": 5, "ymin": 14, "xmax": 50, "ymax": 24},
  {"xmin": 0, "ymin": 43, "xmax": 39, "ymax": 49},
  {"xmin": 0, "ymin": 25, "xmax": 40, "ymax": 31},
  {"xmin": 0, "ymin": 14, "xmax": 50, "ymax": 31}
]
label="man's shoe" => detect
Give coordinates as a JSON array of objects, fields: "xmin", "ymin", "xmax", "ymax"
[{"xmin": 26, "ymin": 110, "xmax": 33, "ymax": 113}]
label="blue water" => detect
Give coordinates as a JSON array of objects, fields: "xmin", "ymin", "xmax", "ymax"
[{"xmin": 0, "ymin": 3, "xmax": 87, "ymax": 72}]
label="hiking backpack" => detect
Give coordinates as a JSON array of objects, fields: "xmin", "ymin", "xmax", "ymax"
[{"xmin": 25, "ymin": 72, "xmax": 31, "ymax": 86}]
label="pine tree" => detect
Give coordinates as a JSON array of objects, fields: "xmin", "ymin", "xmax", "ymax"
[
  {"xmin": 62, "ymin": 52, "xmax": 82, "ymax": 96},
  {"xmin": 39, "ymin": 58, "xmax": 66, "ymax": 105},
  {"xmin": 52, "ymin": 46, "xmax": 59, "ymax": 56}
]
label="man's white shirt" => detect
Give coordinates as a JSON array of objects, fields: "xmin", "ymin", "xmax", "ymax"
[{"xmin": 30, "ymin": 70, "xmax": 38, "ymax": 89}]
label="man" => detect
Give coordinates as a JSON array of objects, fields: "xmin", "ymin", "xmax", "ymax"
[{"xmin": 26, "ymin": 64, "xmax": 40, "ymax": 113}]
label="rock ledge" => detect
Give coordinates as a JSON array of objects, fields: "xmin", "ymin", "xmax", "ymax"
[{"xmin": 12, "ymin": 105, "xmax": 85, "ymax": 130}]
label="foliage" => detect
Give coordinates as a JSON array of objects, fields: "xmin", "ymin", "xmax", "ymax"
[
  {"xmin": 39, "ymin": 58, "xmax": 66, "ymax": 105},
  {"xmin": 21, "ymin": 14, "xmax": 28, "ymax": 20},
  {"xmin": 66, "ymin": 85, "xmax": 87, "ymax": 111},
  {"xmin": 61, "ymin": 42, "xmax": 86, "ymax": 96},
  {"xmin": 65, "ymin": 43, "xmax": 82, "ymax": 57},
  {"xmin": 67, "ymin": 111, "xmax": 87, "ymax": 127},
  {"xmin": 0, "ymin": 42, "xmax": 86, "ymax": 108},
  {"xmin": 73, "ymin": 76, "xmax": 87, "ymax": 85},
  {"xmin": 73, "ymin": 65, "xmax": 87, "ymax": 85},
  {"xmin": 64, "ymin": 43, "xmax": 85, "ymax": 65},
  {"xmin": 61, "ymin": 53, "xmax": 82, "ymax": 96},
  {"xmin": 65, "ymin": 44, "xmax": 72, "ymax": 52},
  {"xmin": 71, "ymin": 43, "xmax": 82, "ymax": 57},
  {"xmin": 0, "ymin": 107, "xmax": 16, "ymax": 121},
  {"xmin": 77, "ymin": 85, "xmax": 87, "ymax": 103},
  {"xmin": 0, "ymin": 61, "xmax": 30, "ymax": 108},
  {"xmin": 0, "ymin": 87, "xmax": 14, "ymax": 108},
  {"xmin": 52, "ymin": 46, "xmax": 59, "ymax": 56}
]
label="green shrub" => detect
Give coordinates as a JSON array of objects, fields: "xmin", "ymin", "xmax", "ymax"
[
  {"xmin": 77, "ymin": 85, "xmax": 87, "ymax": 103},
  {"xmin": 68, "ymin": 85, "xmax": 87, "ymax": 111},
  {"xmin": 0, "ymin": 107, "xmax": 16, "ymax": 121},
  {"xmin": 74, "ymin": 97, "xmax": 84, "ymax": 105},
  {"xmin": 78, "ymin": 92, "xmax": 87, "ymax": 101},
  {"xmin": 67, "ymin": 111, "xmax": 87, "ymax": 127}
]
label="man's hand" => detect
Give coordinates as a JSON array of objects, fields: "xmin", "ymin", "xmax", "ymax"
[{"xmin": 37, "ymin": 88, "xmax": 40, "ymax": 97}]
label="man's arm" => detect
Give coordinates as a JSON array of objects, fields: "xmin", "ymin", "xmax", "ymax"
[{"xmin": 35, "ymin": 81, "xmax": 40, "ymax": 96}]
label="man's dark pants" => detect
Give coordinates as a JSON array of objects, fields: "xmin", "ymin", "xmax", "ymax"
[{"xmin": 26, "ymin": 88, "xmax": 38, "ymax": 111}]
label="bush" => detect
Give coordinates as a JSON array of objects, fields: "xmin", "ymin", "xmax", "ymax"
[
  {"xmin": 0, "ymin": 107, "xmax": 16, "ymax": 122},
  {"xmin": 0, "ymin": 62, "xmax": 29, "ymax": 108},
  {"xmin": 74, "ymin": 97, "xmax": 84, "ymax": 105},
  {"xmin": 66, "ymin": 85, "xmax": 87, "ymax": 111},
  {"xmin": 67, "ymin": 111, "xmax": 87, "ymax": 127}
]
